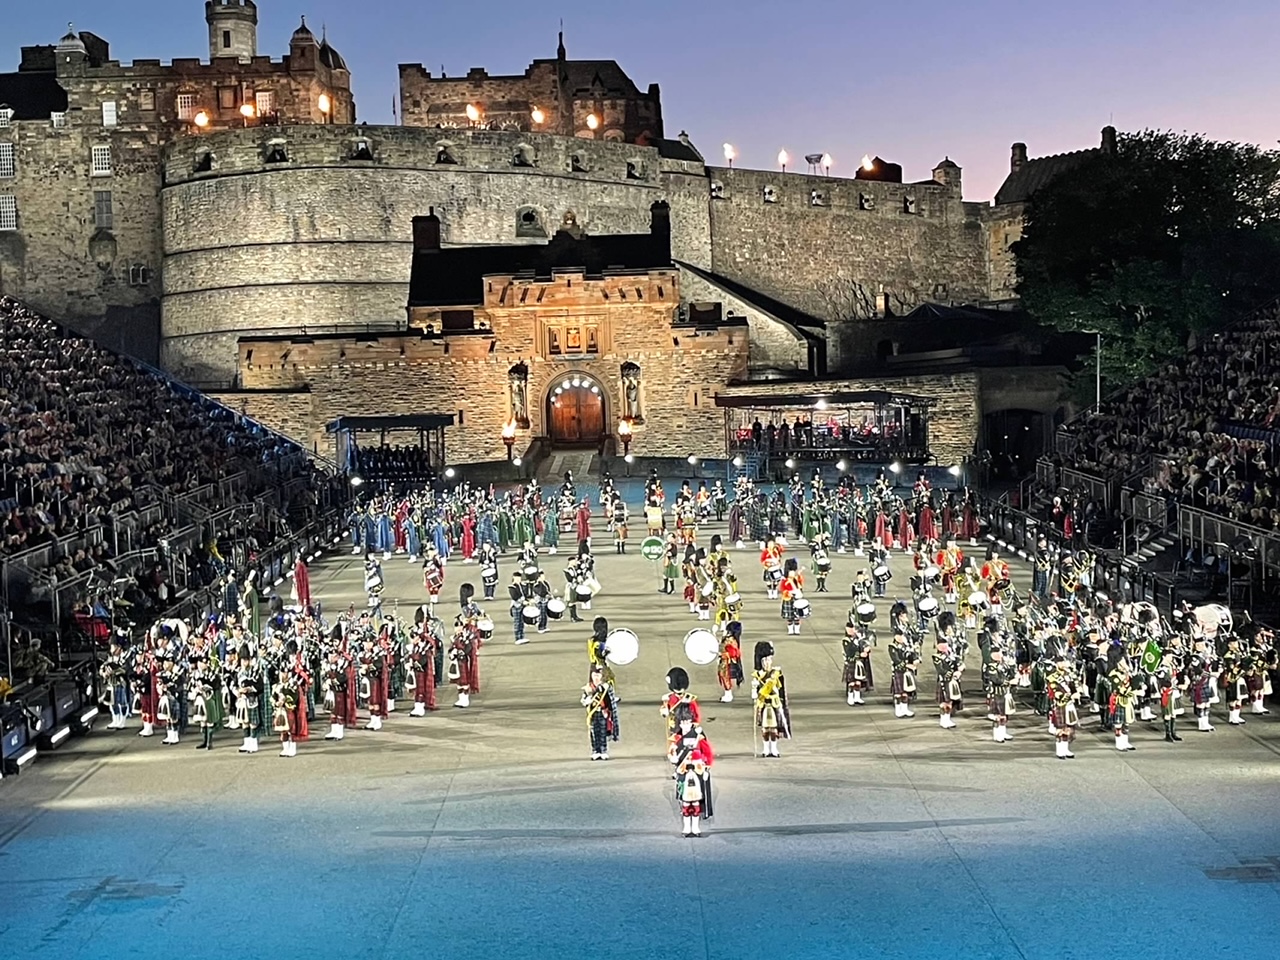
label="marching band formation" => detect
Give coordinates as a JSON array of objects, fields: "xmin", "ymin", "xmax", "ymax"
[{"xmin": 93, "ymin": 466, "xmax": 1275, "ymax": 838}]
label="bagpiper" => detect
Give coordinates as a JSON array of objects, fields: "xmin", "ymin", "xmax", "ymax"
[
  {"xmin": 661, "ymin": 666, "xmax": 702, "ymax": 739},
  {"xmin": 668, "ymin": 701, "xmax": 714, "ymax": 838},
  {"xmin": 581, "ymin": 663, "xmax": 620, "ymax": 760},
  {"xmin": 779, "ymin": 557, "xmax": 805, "ymax": 635},
  {"xmin": 611, "ymin": 497, "xmax": 629, "ymax": 554},
  {"xmin": 982, "ymin": 648, "xmax": 1016, "ymax": 743},
  {"xmin": 409, "ymin": 613, "xmax": 441, "ymax": 715},
  {"xmin": 1048, "ymin": 654, "xmax": 1080, "ymax": 759},
  {"xmin": 717, "ymin": 621, "xmax": 744, "ymax": 703},
  {"xmin": 751, "ymin": 641, "xmax": 791, "ymax": 757},
  {"xmin": 933, "ymin": 639, "xmax": 964, "ymax": 729},
  {"xmin": 760, "ymin": 537, "xmax": 784, "ymax": 600},
  {"xmin": 889, "ymin": 628, "xmax": 920, "ymax": 718}
]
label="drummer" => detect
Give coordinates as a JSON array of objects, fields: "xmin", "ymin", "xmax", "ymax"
[
  {"xmin": 508, "ymin": 571, "xmax": 529, "ymax": 645},
  {"xmin": 869, "ymin": 541, "xmax": 890, "ymax": 598},
  {"xmin": 589, "ymin": 616, "xmax": 617, "ymax": 687},
  {"xmin": 780, "ymin": 557, "xmax": 805, "ymax": 635},
  {"xmin": 477, "ymin": 539, "xmax": 500, "ymax": 601},
  {"xmin": 810, "ymin": 532, "xmax": 832, "ymax": 593},
  {"xmin": 564, "ymin": 557, "xmax": 587, "ymax": 624}
]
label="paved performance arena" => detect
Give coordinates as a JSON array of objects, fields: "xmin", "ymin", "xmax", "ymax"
[{"xmin": 2, "ymin": 520, "xmax": 1278, "ymax": 960}]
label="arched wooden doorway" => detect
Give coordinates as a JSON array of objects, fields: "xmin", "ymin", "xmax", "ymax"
[{"xmin": 547, "ymin": 374, "xmax": 606, "ymax": 446}]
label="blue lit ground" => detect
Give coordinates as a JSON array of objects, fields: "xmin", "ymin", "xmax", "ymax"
[{"xmin": 2, "ymin": 522, "xmax": 1278, "ymax": 959}]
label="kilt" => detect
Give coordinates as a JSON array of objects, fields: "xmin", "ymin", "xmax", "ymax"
[
  {"xmin": 843, "ymin": 658, "xmax": 869, "ymax": 687},
  {"xmin": 890, "ymin": 670, "xmax": 916, "ymax": 697},
  {"xmin": 936, "ymin": 677, "xmax": 963, "ymax": 707},
  {"xmin": 780, "ymin": 599, "xmax": 795, "ymax": 620},
  {"xmin": 1052, "ymin": 702, "xmax": 1080, "ymax": 728}
]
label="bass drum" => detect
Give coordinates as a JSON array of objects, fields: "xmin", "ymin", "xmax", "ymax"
[
  {"xmin": 1193, "ymin": 603, "xmax": 1233, "ymax": 638},
  {"xmin": 546, "ymin": 598, "xmax": 566, "ymax": 621},
  {"xmin": 856, "ymin": 602, "xmax": 877, "ymax": 624},
  {"xmin": 604, "ymin": 628, "xmax": 640, "ymax": 666},
  {"xmin": 683, "ymin": 629, "xmax": 719, "ymax": 666}
]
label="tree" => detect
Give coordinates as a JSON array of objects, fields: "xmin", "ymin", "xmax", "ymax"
[{"xmin": 1014, "ymin": 130, "xmax": 1280, "ymax": 387}]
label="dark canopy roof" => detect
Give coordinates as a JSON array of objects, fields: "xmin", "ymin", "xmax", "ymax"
[
  {"xmin": 677, "ymin": 261, "xmax": 825, "ymax": 335},
  {"xmin": 994, "ymin": 148, "xmax": 1098, "ymax": 205},
  {"xmin": 326, "ymin": 414, "xmax": 455, "ymax": 433},
  {"xmin": 716, "ymin": 390, "xmax": 936, "ymax": 409},
  {"xmin": 0, "ymin": 71, "xmax": 68, "ymax": 120},
  {"xmin": 409, "ymin": 221, "xmax": 672, "ymax": 307}
]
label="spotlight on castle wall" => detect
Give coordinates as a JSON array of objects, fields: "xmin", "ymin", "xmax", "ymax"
[
  {"xmin": 821, "ymin": 153, "xmax": 833, "ymax": 175},
  {"xmin": 193, "ymin": 110, "xmax": 210, "ymax": 128},
  {"xmin": 465, "ymin": 103, "xmax": 481, "ymax": 123},
  {"xmin": 723, "ymin": 143, "xmax": 736, "ymax": 167},
  {"xmin": 586, "ymin": 113, "xmax": 599, "ymax": 130},
  {"xmin": 777, "ymin": 149, "xmax": 789, "ymax": 173},
  {"xmin": 861, "ymin": 154, "xmax": 874, "ymax": 171},
  {"xmin": 319, "ymin": 94, "xmax": 332, "ymax": 115},
  {"xmin": 531, "ymin": 106, "xmax": 545, "ymax": 125}
]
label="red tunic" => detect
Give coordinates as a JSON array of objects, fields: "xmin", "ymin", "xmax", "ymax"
[{"xmin": 461, "ymin": 514, "xmax": 476, "ymax": 560}]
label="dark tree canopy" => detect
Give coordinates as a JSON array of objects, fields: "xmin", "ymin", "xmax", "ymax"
[{"xmin": 1013, "ymin": 129, "xmax": 1280, "ymax": 387}]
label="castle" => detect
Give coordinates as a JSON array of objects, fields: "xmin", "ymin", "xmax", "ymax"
[{"xmin": 0, "ymin": 2, "xmax": 1102, "ymax": 466}]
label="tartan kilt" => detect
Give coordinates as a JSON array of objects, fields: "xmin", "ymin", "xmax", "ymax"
[
  {"xmin": 891, "ymin": 670, "xmax": 916, "ymax": 697},
  {"xmin": 1052, "ymin": 702, "xmax": 1080, "ymax": 728},
  {"xmin": 937, "ymin": 677, "xmax": 963, "ymax": 708},
  {"xmin": 780, "ymin": 599, "xmax": 795, "ymax": 620},
  {"xmin": 843, "ymin": 658, "xmax": 869, "ymax": 687}
]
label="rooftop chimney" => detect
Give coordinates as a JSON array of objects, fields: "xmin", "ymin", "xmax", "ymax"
[
  {"xmin": 413, "ymin": 207, "xmax": 441, "ymax": 251},
  {"xmin": 1010, "ymin": 142, "xmax": 1028, "ymax": 172},
  {"xmin": 1100, "ymin": 125, "xmax": 1117, "ymax": 155}
]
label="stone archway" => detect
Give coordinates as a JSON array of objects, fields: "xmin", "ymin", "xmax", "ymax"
[{"xmin": 546, "ymin": 371, "xmax": 606, "ymax": 446}]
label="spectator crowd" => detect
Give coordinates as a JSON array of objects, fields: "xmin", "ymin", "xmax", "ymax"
[{"xmin": 1058, "ymin": 302, "xmax": 1280, "ymax": 529}]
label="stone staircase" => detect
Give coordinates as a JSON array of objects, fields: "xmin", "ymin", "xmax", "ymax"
[{"xmin": 538, "ymin": 450, "xmax": 596, "ymax": 482}]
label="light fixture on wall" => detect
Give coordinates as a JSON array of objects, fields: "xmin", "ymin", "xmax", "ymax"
[
  {"xmin": 821, "ymin": 153, "xmax": 833, "ymax": 175},
  {"xmin": 723, "ymin": 143, "xmax": 736, "ymax": 168},
  {"xmin": 465, "ymin": 103, "xmax": 481, "ymax": 123},
  {"xmin": 193, "ymin": 110, "xmax": 210, "ymax": 128},
  {"xmin": 586, "ymin": 113, "xmax": 599, "ymax": 130},
  {"xmin": 777, "ymin": 149, "xmax": 789, "ymax": 172},
  {"xmin": 530, "ymin": 106, "xmax": 545, "ymax": 125}
]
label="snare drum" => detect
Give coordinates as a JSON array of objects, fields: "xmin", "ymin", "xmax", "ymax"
[
  {"xmin": 766, "ymin": 567, "xmax": 783, "ymax": 584},
  {"xmin": 522, "ymin": 604, "xmax": 541, "ymax": 625},
  {"xmin": 546, "ymin": 598, "xmax": 566, "ymax": 620},
  {"xmin": 523, "ymin": 565, "xmax": 540, "ymax": 580},
  {"xmin": 481, "ymin": 566, "xmax": 498, "ymax": 582},
  {"xmin": 917, "ymin": 596, "xmax": 939, "ymax": 619},
  {"xmin": 817, "ymin": 557, "xmax": 832, "ymax": 571},
  {"xmin": 967, "ymin": 591, "xmax": 990, "ymax": 612},
  {"xmin": 476, "ymin": 618, "xmax": 495, "ymax": 639},
  {"xmin": 856, "ymin": 601, "xmax": 877, "ymax": 624},
  {"xmin": 793, "ymin": 598, "xmax": 812, "ymax": 619},
  {"xmin": 873, "ymin": 565, "xmax": 892, "ymax": 584},
  {"xmin": 725, "ymin": 592, "xmax": 742, "ymax": 607},
  {"xmin": 923, "ymin": 565, "xmax": 941, "ymax": 583},
  {"xmin": 700, "ymin": 580, "xmax": 717, "ymax": 598}
]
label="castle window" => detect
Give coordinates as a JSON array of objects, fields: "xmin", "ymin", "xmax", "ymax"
[
  {"xmin": 93, "ymin": 190, "xmax": 113, "ymax": 229},
  {"xmin": 603, "ymin": 130, "xmax": 624, "ymax": 142},
  {"xmin": 545, "ymin": 321, "xmax": 601, "ymax": 357},
  {"xmin": 222, "ymin": 30, "xmax": 232, "ymax": 50},
  {"xmin": 625, "ymin": 159, "xmax": 646, "ymax": 180},
  {"xmin": 710, "ymin": 181, "xmax": 724, "ymax": 199},
  {"xmin": 176, "ymin": 94, "xmax": 196, "ymax": 121},
  {"xmin": 0, "ymin": 107, "xmax": 12, "ymax": 128},
  {"xmin": 859, "ymin": 193, "xmax": 875, "ymax": 211},
  {"xmin": 255, "ymin": 91, "xmax": 274, "ymax": 117},
  {"xmin": 515, "ymin": 206, "xmax": 546, "ymax": 239},
  {"xmin": 51, "ymin": 112, "xmax": 66, "ymax": 129},
  {"xmin": 762, "ymin": 185, "xmax": 778, "ymax": 203},
  {"xmin": 570, "ymin": 153, "xmax": 589, "ymax": 173},
  {"xmin": 101, "ymin": 101, "xmax": 118, "ymax": 128},
  {"xmin": 512, "ymin": 143, "xmax": 537, "ymax": 168},
  {"xmin": 218, "ymin": 87, "xmax": 238, "ymax": 111},
  {"xmin": 0, "ymin": 195, "xmax": 16, "ymax": 231},
  {"xmin": 435, "ymin": 144, "xmax": 460, "ymax": 165},
  {"xmin": 90, "ymin": 145, "xmax": 112, "ymax": 177},
  {"xmin": 194, "ymin": 152, "xmax": 213, "ymax": 173},
  {"xmin": 351, "ymin": 139, "xmax": 373, "ymax": 161},
  {"xmin": 265, "ymin": 143, "xmax": 288, "ymax": 164},
  {"xmin": 129, "ymin": 264, "xmax": 151, "ymax": 286},
  {"xmin": 139, "ymin": 90, "xmax": 155, "ymax": 112},
  {"xmin": 903, "ymin": 195, "xmax": 917, "ymax": 215},
  {"xmin": 810, "ymin": 189, "xmax": 828, "ymax": 207},
  {"xmin": 0, "ymin": 143, "xmax": 14, "ymax": 179}
]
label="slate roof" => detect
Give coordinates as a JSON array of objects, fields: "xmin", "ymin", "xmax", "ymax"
[
  {"xmin": 994, "ymin": 147, "xmax": 1098, "ymax": 205},
  {"xmin": 556, "ymin": 59, "xmax": 643, "ymax": 96},
  {"xmin": 676, "ymin": 262, "xmax": 826, "ymax": 338},
  {"xmin": 0, "ymin": 71, "xmax": 68, "ymax": 120},
  {"xmin": 653, "ymin": 137, "xmax": 702, "ymax": 162},
  {"xmin": 408, "ymin": 225, "xmax": 673, "ymax": 307}
]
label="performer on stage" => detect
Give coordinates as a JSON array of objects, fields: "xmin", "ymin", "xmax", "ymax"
[
  {"xmin": 760, "ymin": 537, "xmax": 784, "ymax": 600},
  {"xmin": 277, "ymin": 638, "xmax": 309, "ymax": 756},
  {"xmin": 751, "ymin": 641, "xmax": 791, "ymax": 757},
  {"xmin": 422, "ymin": 545, "xmax": 445, "ymax": 608},
  {"xmin": 322, "ymin": 648, "xmax": 351, "ymax": 741},
  {"xmin": 449, "ymin": 622, "xmax": 478, "ymax": 708},
  {"xmin": 668, "ymin": 701, "xmax": 714, "ymax": 837},
  {"xmin": 364, "ymin": 554, "xmax": 385, "ymax": 619},
  {"xmin": 234, "ymin": 644, "xmax": 264, "ymax": 754},
  {"xmin": 933, "ymin": 640, "xmax": 964, "ymax": 729},
  {"xmin": 1108, "ymin": 657, "xmax": 1138, "ymax": 751},
  {"xmin": 780, "ymin": 557, "xmax": 804, "ymax": 635},
  {"xmin": 842, "ymin": 620, "xmax": 873, "ymax": 706},
  {"xmin": 889, "ymin": 630, "xmax": 920, "ymax": 718},
  {"xmin": 983, "ymin": 648, "xmax": 1016, "ymax": 743},
  {"xmin": 190, "ymin": 656, "xmax": 220, "ymax": 751},
  {"xmin": 1048, "ymin": 654, "xmax": 1079, "ymax": 759},
  {"xmin": 810, "ymin": 533, "xmax": 832, "ymax": 592},
  {"xmin": 478, "ymin": 540, "xmax": 500, "ymax": 601},
  {"xmin": 661, "ymin": 666, "xmax": 701, "ymax": 738},
  {"xmin": 936, "ymin": 537, "xmax": 964, "ymax": 605},
  {"xmin": 581, "ymin": 663, "xmax": 620, "ymax": 760},
  {"xmin": 661, "ymin": 536, "xmax": 680, "ymax": 596},
  {"xmin": 409, "ymin": 615, "xmax": 440, "ymax": 715},
  {"xmin": 588, "ymin": 616, "xmax": 617, "ymax": 688},
  {"xmin": 717, "ymin": 621, "xmax": 744, "ymax": 703},
  {"xmin": 358, "ymin": 635, "xmax": 388, "ymax": 731},
  {"xmin": 101, "ymin": 638, "xmax": 132, "ymax": 730},
  {"xmin": 981, "ymin": 547, "xmax": 1011, "ymax": 611},
  {"xmin": 612, "ymin": 497, "xmax": 629, "ymax": 554}
]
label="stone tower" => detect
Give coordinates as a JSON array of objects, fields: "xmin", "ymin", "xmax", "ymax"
[{"xmin": 206, "ymin": 0, "xmax": 258, "ymax": 62}]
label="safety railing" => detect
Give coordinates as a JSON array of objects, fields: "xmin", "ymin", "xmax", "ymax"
[{"xmin": 1177, "ymin": 506, "xmax": 1280, "ymax": 588}]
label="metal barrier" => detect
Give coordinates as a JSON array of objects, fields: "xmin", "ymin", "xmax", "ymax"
[
  {"xmin": 1177, "ymin": 506, "xmax": 1280, "ymax": 588},
  {"xmin": 1059, "ymin": 467, "xmax": 1116, "ymax": 511},
  {"xmin": 1120, "ymin": 490, "xmax": 1172, "ymax": 527}
]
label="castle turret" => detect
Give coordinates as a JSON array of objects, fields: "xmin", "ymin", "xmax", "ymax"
[
  {"xmin": 206, "ymin": 0, "xmax": 258, "ymax": 63},
  {"xmin": 1010, "ymin": 142, "xmax": 1027, "ymax": 173},
  {"xmin": 932, "ymin": 157, "xmax": 962, "ymax": 196}
]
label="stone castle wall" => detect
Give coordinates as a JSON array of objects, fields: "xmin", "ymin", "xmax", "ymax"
[
  {"xmin": 159, "ymin": 125, "xmax": 713, "ymax": 382},
  {"xmin": 706, "ymin": 167, "xmax": 989, "ymax": 339}
]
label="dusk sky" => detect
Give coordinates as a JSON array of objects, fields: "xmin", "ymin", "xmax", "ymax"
[{"xmin": 6, "ymin": 0, "xmax": 1279, "ymax": 200}]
